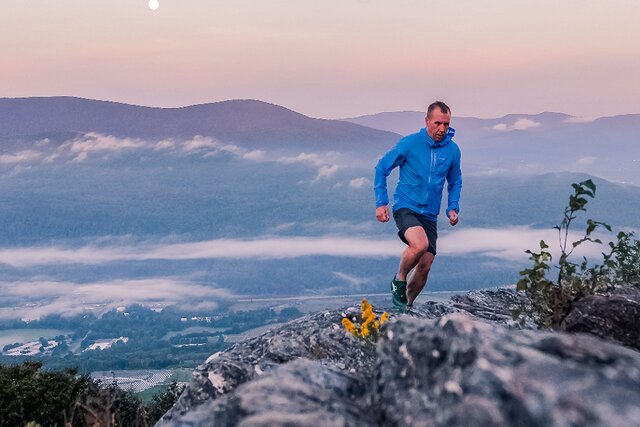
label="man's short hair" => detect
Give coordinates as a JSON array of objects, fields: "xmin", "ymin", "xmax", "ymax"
[{"xmin": 427, "ymin": 101, "xmax": 451, "ymax": 118}]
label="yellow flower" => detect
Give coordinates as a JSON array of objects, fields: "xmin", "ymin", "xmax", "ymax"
[
  {"xmin": 380, "ymin": 312, "xmax": 389, "ymax": 325},
  {"xmin": 364, "ymin": 308, "xmax": 375, "ymax": 322},
  {"xmin": 361, "ymin": 325, "xmax": 370, "ymax": 337},
  {"xmin": 361, "ymin": 298, "xmax": 372, "ymax": 313},
  {"xmin": 342, "ymin": 317, "xmax": 356, "ymax": 335}
]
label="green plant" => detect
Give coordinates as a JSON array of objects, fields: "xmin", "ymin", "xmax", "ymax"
[
  {"xmin": 611, "ymin": 231, "xmax": 640, "ymax": 284},
  {"xmin": 341, "ymin": 299, "xmax": 388, "ymax": 343},
  {"xmin": 0, "ymin": 361, "xmax": 184, "ymax": 426},
  {"xmin": 514, "ymin": 179, "xmax": 639, "ymax": 329}
]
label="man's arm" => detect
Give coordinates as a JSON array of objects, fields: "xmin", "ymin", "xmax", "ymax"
[
  {"xmin": 373, "ymin": 139, "xmax": 407, "ymax": 222},
  {"xmin": 445, "ymin": 147, "xmax": 462, "ymax": 226}
]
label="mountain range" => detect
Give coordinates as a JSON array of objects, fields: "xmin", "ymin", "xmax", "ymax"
[
  {"xmin": 344, "ymin": 110, "xmax": 640, "ymax": 185},
  {"xmin": 0, "ymin": 97, "xmax": 398, "ymax": 153}
]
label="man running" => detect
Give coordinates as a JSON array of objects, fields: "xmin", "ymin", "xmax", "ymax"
[{"xmin": 374, "ymin": 101, "xmax": 462, "ymax": 307}]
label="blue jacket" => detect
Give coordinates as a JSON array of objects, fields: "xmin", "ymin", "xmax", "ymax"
[{"xmin": 374, "ymin": 127, "xmax": 462, "ymax": 221}]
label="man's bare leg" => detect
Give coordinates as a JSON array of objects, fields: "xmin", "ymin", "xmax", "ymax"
[
  {"xmin": 407, "ymin": 252, "xmax": 435, "ymax": 305},
  {"xmin": 396, "ymin": 226, "xmax": 429, "ymax": 282}
]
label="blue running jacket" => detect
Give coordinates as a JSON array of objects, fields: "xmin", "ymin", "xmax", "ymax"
[{"xmin": 374, "ymin": 127, "xmax": 462, "ymax": 221}]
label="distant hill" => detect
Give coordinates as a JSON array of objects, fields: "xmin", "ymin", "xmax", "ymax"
[
  {"xmin": 0, "ymin": 97, "xmax": 400, "ymax": 152},
  {"xmin": 344, "ymin": 110, "xmax": 640, "ymax": 185},
  {"xmin": 344, "ymin": 111, "xmax": 576, "ymax": 136}
]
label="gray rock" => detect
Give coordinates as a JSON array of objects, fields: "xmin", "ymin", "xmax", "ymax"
[
  {"xmin": 158, "ymin": 308, "xmax": 381, "ymax": 424},
  {"xmin": 561, "ymin": 286, "xmax": 640, "ymax": 351},
  {"xmin": 159, "ymin": 358, "xmax": 378, "ymax": 427},
  {"xmin": 376, "ymin": 313, "xmax": 640, "ymax": 427},
  {"xmin": 450, "ymin": 287, "xmax": 526, "ymax": 324},
  {"xmin": 158, "ymin": 288, "xmax": 640, "ymax": 426},
  {"xmin": 400, "ymin": 301, "xmax": 456, "ymax": 320}
]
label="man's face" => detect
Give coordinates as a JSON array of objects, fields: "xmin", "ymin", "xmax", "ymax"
[{"xmin": 425, "ymin": 109, "xmax": 451, "ymax": 142}]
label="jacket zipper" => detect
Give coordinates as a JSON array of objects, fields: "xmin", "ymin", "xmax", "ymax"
[
  {"xmin": 423, "ymin": 147, "xmax": 435, "ymax": 215},
  {"xmin": 429, "ymin": 147, "xmax": 435, "ymax": 187}
]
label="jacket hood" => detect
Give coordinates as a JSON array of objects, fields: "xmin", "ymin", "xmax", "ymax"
[{"xmin": 421, "ymin": 127, "xmax": 455, "ymax": 147}]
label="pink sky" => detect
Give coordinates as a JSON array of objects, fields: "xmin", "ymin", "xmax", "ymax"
[{"xmin": 1, "ymin": 0, "xmax": 639, "ymax": 118}]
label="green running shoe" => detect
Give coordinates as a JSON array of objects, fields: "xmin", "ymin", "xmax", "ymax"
[{"xmin": 390, "ymin": 276, "xmax": 408, "ymax": 307}]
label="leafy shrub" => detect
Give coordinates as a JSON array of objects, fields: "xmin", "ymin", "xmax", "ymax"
[
  {"xmin": 0, "ymin": 361, "xmax": 184, "ymax": 426},
  {"xmin": 611, "ymin": 230, "xmax": 640, "ymax": 284},
  {"xmin": 514, "ymin": 179, "xmax": 640, "ymax": 329}
]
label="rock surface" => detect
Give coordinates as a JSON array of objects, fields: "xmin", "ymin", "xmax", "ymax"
[
  {"xmin": 161, "ymin": 358, "xmax": 378, "ymax": 427},
  {"xmin": 157, "ymin": 308, "xmax": 379, "ymax": 424},
  {"xmin": 561, "ymin": 286, "xmax": 640, "ymax": 351},
  {"xmin": 377, "ymin": 313, "xmax": 640, "ymax": 427},
  {"xmin": 158, "ymin": 288, "xmax": 640, "ymax": 426},
  {"xmin": 450, "ymin": 287, "xmax": 524, "ymax": 324}
]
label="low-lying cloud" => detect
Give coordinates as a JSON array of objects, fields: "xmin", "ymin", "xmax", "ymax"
[
  {"xmin": 0, "ymin": 150, "xmax": 41, "ymax": 164},
  {"xmin": 277, "ymin": 151, "xmax": 342, "ymax": 183},
  {"xmin": 313, "ymin": 164, "xmax": 339, "ymax": 182},
  {"xmin": 493, "ymin": 118, "xmax": 541, "ymax": 132},
  {"xmin": 0, "ymin": 237, "xmax": 403, "ymax": 268},
  {"xmin": 277, "ymin": 151, "xmax": 340, "ymax": 167},
  {"xmin": 0, "ymin": 227, "xmax": 611, "ymax": 268},
  {"xmin": 1, "ymin": 134, "xmax": 352, "ymax": 187},
  {"xmin": 348, "ymin": 177, "xmax": 371, "ymax": 188},
  {"xmin": 575, "ymin": 156, "xmax": 597, "ymax": 166},
  {"xmin": 564, "ymin": 116, "xmax": 597, "ymax": 124},
  {"xmin": 2, "ymin": 133, "xmax": 270, "ymax": 167},
  {"xmin": 438, "ymin": 226, "xmax": 607, "ymax": 261},
  {"xmin": 0, "ymin": 278, "xmax": 231, "ymax": 320}
]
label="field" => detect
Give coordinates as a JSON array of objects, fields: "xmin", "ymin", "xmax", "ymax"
[
  {"xmin": 0, "ymin": 329, "xmax": 68, "ymax": 347},
  {"xmin": 91, "ymin": 368, "xmax": 191, "ymax": 394}
]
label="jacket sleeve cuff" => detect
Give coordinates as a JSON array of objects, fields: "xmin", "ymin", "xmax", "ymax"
[{"xmin": 446, "ymin": 205, "xmax": 459, "ymax": 216}]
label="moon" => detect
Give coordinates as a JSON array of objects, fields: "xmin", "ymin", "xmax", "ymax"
[{"xmin": 148, "ymin": 0, "xmax": 159, "ymax": 10}]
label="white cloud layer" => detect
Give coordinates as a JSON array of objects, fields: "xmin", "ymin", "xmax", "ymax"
[
  {"xmin": 1, "ymin": 133, "xmax": 270, "ymax": 167},
  {"xmin": 333, "ymin": 271, "xmax": 369, "ymax": 287},
  {"xmin": 313, "ymin": 164, "xmax": 339, "ymax": 182},
  {"xmin": 277, "ymin": 151, "xmax": 340, "ymax": 167},
  {"xmin": 277, "ymin": 151, "xmax": 342, "ymax": 183},
  {"xmin": 0, "ymin": 150, "xmax": 41, "ymax": 164},
  {"xmin": 575, "ymin": 156, "xmax": 597, "ymax": 166},
  {"xmin": 348, "ymin": 177, "xmax": 370, "ymax": 188},
  {"xmin": 493, "ymin": 118, "xmax": 541, "ymax": 132},
  {"xmin": 54, "ymin": 133, "xmax": 151, "ymax": 162},
  {"xmin": 564, "ymin": 116, "xmax": 597, "ymax": 124},
  {"xmin": 0, "ymin": 278, "xmax": 231, "ymax": 320},
  {"xmin": 438, "ymin": 226, "xmax": 606, "ymax": 261},
  {"xmin": 0, "ymin": 227, "xmax": 612, "ymax": 268},
  {"xmin": 0, "ymin": 237, "xmax": 403, "ymax": 268}
]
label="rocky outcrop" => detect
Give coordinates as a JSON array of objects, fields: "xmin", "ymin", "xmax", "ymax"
[
  {"xmin": 158, "ymin": 288, "xmax": 640, "ymax": 426},
  {"xmin": 450, "ymin": 287, "xmax": 524, "ymax": 324},
  {"xmin": 161, "ymin": 358, "xmax": 378, "ymax": 427},
  {"xmin": 377, "ymin": 313, "xmax": 640, "ymax": 427},
  {"xmin": 561, "ymin": 286, "xmax": 640, "ymax": 351},
  {"xmin": 158, "ymin": 309, "xmax": 380, "ymax": 424}
]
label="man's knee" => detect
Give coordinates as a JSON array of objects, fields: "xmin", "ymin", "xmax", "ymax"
[
  {"xmin": 409, "ymin": 240, "xmax": 429, "ymax": 254},
  {"xmin": 411, "ymin": 242, "xmax": 429, "ymax": 255}
]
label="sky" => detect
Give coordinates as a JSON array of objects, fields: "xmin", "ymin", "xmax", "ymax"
[{"xmin": 1, "ymin": 0, "xmax": 639, "ymax": 118}]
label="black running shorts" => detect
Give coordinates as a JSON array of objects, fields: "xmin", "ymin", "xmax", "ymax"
[{"xmin": 393, "ymin": 208, "xmax": 438, "ymax": 255}]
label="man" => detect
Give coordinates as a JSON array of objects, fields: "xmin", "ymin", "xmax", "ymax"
[{"xmin": 374, "ymin": 101, "xmax": 462, "ymax": 307}]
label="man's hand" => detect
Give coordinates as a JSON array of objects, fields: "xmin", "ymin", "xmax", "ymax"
[
  {"xmin": 376, "ymin": 205, "xmax": 390, "ymax": 222},
  {"xmin": 448, "ymin": 210, "xmax": 459, "ymax": 226}
]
